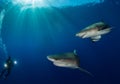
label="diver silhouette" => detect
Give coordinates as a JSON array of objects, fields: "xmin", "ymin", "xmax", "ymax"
[{"xmin": 0, "ymin": 56, "xmax": 16, "ymax": 80}]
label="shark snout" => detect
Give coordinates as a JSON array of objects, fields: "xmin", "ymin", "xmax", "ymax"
[
  {"xmin": 76, "ymin": 32, "xmax": 86, "ymax": 38},
  {"xmin": 47, "ymin": 56, "xmax": 55, "ymax": 62}
]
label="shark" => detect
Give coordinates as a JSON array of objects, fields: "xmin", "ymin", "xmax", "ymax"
[
  {"xmin": 76, "ymin": 21, "xmax": 111, "ymax": 42},
  {"xmin": 47, "ymin": 50, "xmax": 93, "ymax": 77}
]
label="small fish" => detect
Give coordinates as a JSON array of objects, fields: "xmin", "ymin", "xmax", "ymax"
[
  {"xmin": 76, "ymin": 22, "xmax": 111, "ymax": 42},
  {"xmin": 47, "ymin": 50, "xmax": 93, "ymax": 77}
]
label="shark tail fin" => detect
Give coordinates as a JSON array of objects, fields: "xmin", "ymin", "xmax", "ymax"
[{"xmin": 78, "ymin": 67, "xmax": 94, "ymax": 77}]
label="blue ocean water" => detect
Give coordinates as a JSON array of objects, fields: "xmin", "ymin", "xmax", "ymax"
[{"xmin": 0, "ymin": 0, "xmax": 120, "ymax": 84}]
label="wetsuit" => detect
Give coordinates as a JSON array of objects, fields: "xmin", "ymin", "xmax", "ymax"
[{"xmin": 0, "ymin": 56, "xmax": 14, "ymax": 79}]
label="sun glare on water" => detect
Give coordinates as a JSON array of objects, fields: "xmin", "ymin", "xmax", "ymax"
[
  {"xmin": 13, "ymin": 0, "xmax": 48, "ymax": 8},
  {"xmin": 12, "ymin": 0, "xmax": 103, "ymax": 10}
]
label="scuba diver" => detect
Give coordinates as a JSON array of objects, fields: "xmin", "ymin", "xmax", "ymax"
[{"xmin": 0, "ymin": 56, "xmax": 17, "ymax": 80}]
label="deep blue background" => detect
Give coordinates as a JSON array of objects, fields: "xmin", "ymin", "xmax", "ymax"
[{"xmin": 0, "ymin": 0, "xmax": 120, "ymax": 84}]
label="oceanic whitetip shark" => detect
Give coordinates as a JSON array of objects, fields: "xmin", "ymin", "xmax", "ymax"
[
  {"xmin": 47, "ymin": 50, "xmax": 93, "ymax": 77},
  {"xmin": 76, "ymin": 22, "xmax": 111, "ymax": 42}
]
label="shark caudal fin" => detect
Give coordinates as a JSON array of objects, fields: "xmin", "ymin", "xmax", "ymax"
[{"xmin": 78, "ymin": 67, "xmax": 94, "ymax": 77}]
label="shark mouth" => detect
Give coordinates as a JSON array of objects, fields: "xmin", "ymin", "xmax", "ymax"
[
  {"xmin": 47, "ymin": 56, "xmax": 55, "ymax": 62},
  {"xmin": 76, "ymin": 33, "xmax": 86, "ymax": 38}
]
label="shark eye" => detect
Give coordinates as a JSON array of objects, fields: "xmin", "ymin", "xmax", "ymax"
[
  {"xmin": 55, "ymin": 58, "xmax": 58, "ymax": 60},
  {"xmin": 97, "ymin": 24, "xmax": 110, "ymax": 31}
]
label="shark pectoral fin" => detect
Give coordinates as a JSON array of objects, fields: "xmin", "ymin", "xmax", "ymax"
[
  {"xmin": 78, "ymin": 67, "xmax": 94, "ymax": 77},
  {"xmin": 91, "ymin": 35, "xmax": 101, "ymax": 42}
]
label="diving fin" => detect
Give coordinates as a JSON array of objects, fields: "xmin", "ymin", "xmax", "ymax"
[{"xmin": 73, "ymin": 49, "xmax": 77, "ymax": 55}]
